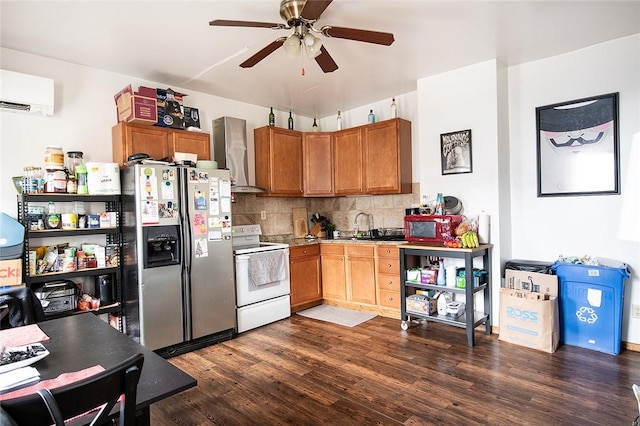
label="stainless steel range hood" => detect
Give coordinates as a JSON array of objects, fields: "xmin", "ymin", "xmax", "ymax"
[{"xmin": 212, "ymin": 117, "xmax": 266, "ymax": 193}]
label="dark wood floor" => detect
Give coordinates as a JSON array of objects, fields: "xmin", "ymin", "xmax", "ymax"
[{"xmin": 150, "ymin": 314, "xmax": 640, "ymax": 425}]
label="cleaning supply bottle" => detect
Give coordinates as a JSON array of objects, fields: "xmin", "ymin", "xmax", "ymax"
[{"xmin": 437, "ymin": 258, "xmax": 446, "ymax": 286}]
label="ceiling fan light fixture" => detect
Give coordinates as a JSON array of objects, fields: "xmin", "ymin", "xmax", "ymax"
[
  {"xmin": 283, "ymin": 33, "xmax": 301, "ymax": 57},
  {"xmin": 306, "ymin": 37, "xmax": 323, "ymax": 59}
]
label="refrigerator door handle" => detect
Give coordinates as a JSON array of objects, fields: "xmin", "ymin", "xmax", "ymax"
[{"xmin": 179, "ymin": 168, "xmax": 193, "ymax": 341}]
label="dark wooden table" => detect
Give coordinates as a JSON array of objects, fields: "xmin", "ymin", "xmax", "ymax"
[{"xmin": 34, "ymin": 313, "xmax": 197, "ymax": 425}]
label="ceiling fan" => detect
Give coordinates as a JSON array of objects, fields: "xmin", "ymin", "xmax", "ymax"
[{"xmin": 209, "ymin": 0, "xmax": 395, "ymax": 73}]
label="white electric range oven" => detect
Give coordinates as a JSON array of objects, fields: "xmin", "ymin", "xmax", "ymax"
[{"xmin": 232, "ymin": 224, "xmax": 290, "ymax": 333}]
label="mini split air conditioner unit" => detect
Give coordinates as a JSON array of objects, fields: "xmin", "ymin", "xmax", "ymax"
[{"xmin": 0, "ymin": 69, "xmax": 54, "ymax": 116}]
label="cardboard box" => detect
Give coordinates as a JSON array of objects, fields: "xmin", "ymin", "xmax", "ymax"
[
  {"xmin": 183, "ymin": 106, "xmax": 200, "ymax": 128},
  {"xmin": 499, "ymin": 270, "xmax": 560, "ymax": 353},
  {"xmin": 0, "ymin": 259, "xmax": 23, "ymax": 286},
  {"xmin": 156, "ymin": 88, "xmax": 186, "ymax": 129},
  {"xmin": 406, "ymin": 294, "xmax": 437, "ymax": 315},
  {"xmin": 114, "ymin": 85, "xmax": 157, "ymax": 125}
]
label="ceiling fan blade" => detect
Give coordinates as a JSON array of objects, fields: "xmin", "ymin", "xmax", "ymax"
[
  {"xmin": 315, "ymin": 46, "xmax": 338, "ymax": 73},
  {"xmin": 209, "ymin": 19, "xmax": 287, "ymax": 30},
  {"xmin": 321, "ymin": 26, "xmax": 394, "ymax": 46},
  {"xmin": 300, "ymin": 0, "xmax": 333, "ymax": 21},
  {"xmin": 239, "ymin": 38, "xmax": 285, "ymax": 68}
]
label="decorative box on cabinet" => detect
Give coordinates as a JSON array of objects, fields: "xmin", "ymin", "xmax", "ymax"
[
  {"xmin": 17, "ymin": 193, "xmax": 123, "ymax": 328},
  {"xmin": 112, "ymin": 121, "xmax": 211, "ymax": 167},
  {"xmin": 289, "ymin": 244, "xmax": 322, "ymax": 312},
  {"xmin": 399, "ymin": 243, "xmax": 493, "ymax": 347}
]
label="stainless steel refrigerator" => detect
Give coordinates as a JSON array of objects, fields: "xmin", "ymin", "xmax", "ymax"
[{"xmin": 121, "ymin": 164, "xmax": 235, "ymax": 355}]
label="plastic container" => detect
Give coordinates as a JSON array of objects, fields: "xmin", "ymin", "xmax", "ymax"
[
  {"xmin": 44, "ymin": 166, "xmax": 67, "ymax": 193},
  {"xmin": 551, "ymin": 261, "xmax": 630, "ymax": 355},
  {"xmin": 76, "ymin": 164, "xmax": 88, "ymax": 194},
  {"xmin": 505, "ymin": 259, "xmax": 553, "ymax": 274},
  {"xmin": 65, "ymin": 151, "xmax": 84, "ymax": 177},
  {"xmin": 44, "ymin": 146, "xmax": 64, "ymax": 168}
]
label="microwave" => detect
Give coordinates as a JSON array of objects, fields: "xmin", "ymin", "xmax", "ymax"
[{"xmin": 404, "ymin": 214, "xmax": 463, "ymax": 243}]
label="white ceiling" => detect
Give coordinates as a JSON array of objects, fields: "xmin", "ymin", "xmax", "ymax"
[{"xmin": 1, "ymin": 1, "xmax": 639, "ymax": 118}]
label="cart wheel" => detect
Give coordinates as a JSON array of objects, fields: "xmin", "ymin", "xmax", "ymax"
[{"xmin": 401, "ymin": 321, "xmax": 408, "ymax": 331}]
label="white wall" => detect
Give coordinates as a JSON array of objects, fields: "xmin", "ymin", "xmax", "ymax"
[
  {"xmin": 509, "ymin": 34, "xmax": 640, "ymax": 344},
  {"xmin": 0, "ymin": 47, "xmax": 275, "ymax": 217},
  {"xmin": 416, "ymin": 59, "xmax": 506, "ymax": 320}
]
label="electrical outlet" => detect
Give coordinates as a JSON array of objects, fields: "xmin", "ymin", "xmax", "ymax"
[
  {"xmin": 260, "ymin": 211, "xmax": 266, "ymax": 220},
  {"xmin": 632, "ymin": 304, "xmax": 640, "ymax": 319}
]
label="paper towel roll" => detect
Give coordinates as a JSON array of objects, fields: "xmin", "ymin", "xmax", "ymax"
[{"xmin": 478, "ymin": 211, "xmax": 490, "ymax": 244}]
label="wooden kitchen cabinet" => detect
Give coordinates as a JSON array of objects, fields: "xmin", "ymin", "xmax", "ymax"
[
  {"xmin": 254, "ymin": 126, "xmax": 303, "ymax": 196},
  {"xmin": 112, "ymin": 122, "xmax": 211, "ymax": 167},
  {"xmin": 333, "ymin": 119, "xmax": 412, "ymax": 196},
  {"xmin": 333, "ymin": 128, "xmax": 364, "ymax": 195},
  {"xmin": 320, "ymin": 243, "xmax": 376, "ymax": 306},
  {"xmin": 376, "ymin": 245, "xmax": 401, "ymax": 317},
  {"xmin": 346, "ymin": 244, "xmax": 376, "ymax": 305},
  {"xmin": 303, "ymin": 132, "xmax": 334, "ymax": 196},
  {"xmin": 363, "ymin": 119, "xmax": 412, "ymax": 194},
  {"xmin": 289, "ymin": 244, "xmax": 322, "ymax": 313},
  {"xmin": 320, "ymin": 244, "xmax": 347, "ymax": 301}
]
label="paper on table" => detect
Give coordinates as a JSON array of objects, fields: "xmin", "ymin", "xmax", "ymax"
[
  {"xmin": 0, "ymin": 365, "xmax": 104, "ymax": 401},
  {"xmin": 0, "ymin": 366, "xmax": 40, "ymax": 393},
  {"xmin": 0, "ymin": 324, "xmax": 50, "ymax": 348}
]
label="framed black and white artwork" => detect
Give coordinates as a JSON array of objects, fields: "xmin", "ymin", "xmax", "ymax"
[
  {"xmin": 536, "ymin": 92, "xmax": 620, "ymax": 197},
  {"xmin": 440, "ymin": 129, "xmax": 472, "ymax": 175}
]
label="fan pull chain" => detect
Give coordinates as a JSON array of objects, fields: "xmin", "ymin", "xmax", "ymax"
[{"xmin": 300, "ymin": 50, "xmax": 305, "ymax": 76}]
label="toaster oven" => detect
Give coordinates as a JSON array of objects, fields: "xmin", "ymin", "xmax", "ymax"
[{"xmin": 404, "ymin": 214, "xmax": 463, "ymax": 243}]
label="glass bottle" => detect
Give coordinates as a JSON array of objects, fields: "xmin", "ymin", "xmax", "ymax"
[
  {"xmin": 336, "ymin": 111, "xmax": 342, "ymax": 130},
  {"xmin": 312, "ymin": 117, "xmax": 318, "ymax": 132},
  {"xmin": 391, "ymin": 98, "xmax": 397, "ymax": 118},
  {"xmin": 48, "ymin": 201, "xmax": 56, "ymax": 214},
  {"xmin": 368, "ymin": 109, "xmax": 376, "ymax": 124},
  {"xmin": 288, "ymin": 111, "xmax": 294, "ymax": 130},
  {"xmin": 268, "ymin": 107, "xmax": 275, "ymax": 127}
]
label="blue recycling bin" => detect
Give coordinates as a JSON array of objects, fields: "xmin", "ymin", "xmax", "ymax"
[{"xmin": 551, "ymin": 261, "xmax": 630, "ymax": 355}]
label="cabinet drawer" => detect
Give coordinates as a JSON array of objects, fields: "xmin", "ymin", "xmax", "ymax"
[
  {"xmin": 290, "ymin": 244, "xmax": 320, "ymax": 259},
  {"xmin": 377, "ymin": 258, "xmax": 399, "ymax": 275},
  {"xmin": 376, "ymin": 245, "xmax": 399, "ymax": 259},
  {"xmin": 321, "ymin": 244, "xmax": 344, "ymax": 255},
  {"xmin": 379, "ymin": 290, "xmax": 400, "ymax": 309},
  {"xmin": 377, "ymin": 273, "xmax": 400, "ymax": 291},
  {"xmin": 345, "ymin": 245, "xmax": 374, "ymax": 257}
]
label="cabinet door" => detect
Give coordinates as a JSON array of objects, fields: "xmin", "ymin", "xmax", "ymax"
[
  {"xmin": 290, "ymin": 247, "xmax": 322, "ymax": 308},
  {"xmin": 321, "ymin": 254, "xmax": 346, "ymax": 300},
  {"xmin": 171, "ymin": 132, "xmax": 211, "ymax": 162},
  {"xmin": 363, "ymin": 119, "xmax": 412, "ymax": 194},
  {"xmin": 303, "ymin": 133, "xmax": 333, "ymax": 196},
  {"xmin": 113, "ymin": 123, "xmax": 169, "ymax": 166},
  {"xmin": 346, "ymin": 245, "xmax": 376, "ymax": 305},
  {"xmin": 255, "ymin": 127, "xmax": 303, "ymax": 196},
  {"xmin": 333, "ymin": 128, "xmax": 363, "ymax": 195}
]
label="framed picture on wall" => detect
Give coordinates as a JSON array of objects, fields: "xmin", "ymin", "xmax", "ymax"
[
  {"xmin": 536, "ymin": 92, "xmax": 620, "ymax": 197},
  {"xmin": 440, "ymin": 129, "xmax": 472, "ymax": 175}
]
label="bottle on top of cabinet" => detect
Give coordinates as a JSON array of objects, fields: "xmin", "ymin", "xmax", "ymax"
[
  {"xmin": 268, "ymin": 107, "xmax": 275, "ymax": 127},
  {"xmin": 390, "ymin": 98, "xmax": 397, "ymax": 118},
  {"xmin": 368, "ymin": 109, "xmax": 376, "ymax": 124},
  {"xmin": 288, "ymin": 111, "xmax": 294, "ymax": 130},
  {"xmin": 336, "ymin": 111, "xmax": 343, "ymax": 130}
]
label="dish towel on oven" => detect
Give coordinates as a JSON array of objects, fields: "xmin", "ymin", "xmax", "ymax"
[{"xmin": 249, "ymin": 251, "xmax": 286, "ymax": 286}]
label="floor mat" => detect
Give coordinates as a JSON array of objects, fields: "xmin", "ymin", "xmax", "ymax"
[{"xmin": 296, "ymin": 305, "xmax": 377, "ymax": 327}]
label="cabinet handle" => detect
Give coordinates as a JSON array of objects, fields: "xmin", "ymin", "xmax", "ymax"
[
  {"xmin": 387, "ymin": 263, "xmax": 392, "ymax": 268},
  {"xmin": 386, "ymin": 249, "xmax": 391, "ymax": 254},
  {"xmin": 387, "ymin": 280, "xmax": 393, "ymax": 285},
  {"xmin": 388, "ymin": 296, "xmax": 394, "ymax": 301},
  {"xmin": 339, "ymin": 257, "xmax": 344, "ymax": 262},
  {"xmin": 303, "ymin": 250, "xmax": 307, "ymax": 254}
]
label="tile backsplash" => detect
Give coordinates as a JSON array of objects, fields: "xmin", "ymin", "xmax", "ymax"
[{"xmin": 232, "ymin": 183, "xmax": 420, "ymax": 237}]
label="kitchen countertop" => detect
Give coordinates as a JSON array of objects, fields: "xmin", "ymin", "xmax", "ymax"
[{"xmin": 276, "ymin": 237, "xmax": 407, "ymax": 247}]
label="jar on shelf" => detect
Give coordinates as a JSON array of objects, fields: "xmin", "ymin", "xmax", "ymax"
[
  {"xmin": 65, "ymin": 151, "xmax": 84, "ymax": 177},
  {"xmin": 44, "ymin": 146, "xmax": 64, "ymax": 168},
  {"xmin": 44, "ymin": 166, "xmax": 67, "ymax": 193}
]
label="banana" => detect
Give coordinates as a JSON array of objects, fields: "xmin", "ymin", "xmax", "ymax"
[
  {"xmin": 472, "ymin": 232, "xmax": 479, "ymax": 247},
  {"xmin": 463, "ymin": 232, "xmax": 471, "ymax": 248}
]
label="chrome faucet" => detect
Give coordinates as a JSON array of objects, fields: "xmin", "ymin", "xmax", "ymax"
[{"xmin": 354, "ymin": 212, "xmax": 374, "ymax": 235}]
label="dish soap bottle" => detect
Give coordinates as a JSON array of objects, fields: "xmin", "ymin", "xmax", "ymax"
[
  {"xmin": 437, "ymin": 258, "xmax": 446, "ymax": 286},
  {"xmin": 288, "ymin": 111, "xmax": 294, "ymax": 130},
  {"xmin": 336, "ymin": 111, "xmax": 343, "ymax": 130},
  {"xmin": 268, "ymin": 107, "xmax": 275, "ymax": 127},
  {"xmin": 368, "ymin": 109, "xmax": 376, "ymax": 124}
]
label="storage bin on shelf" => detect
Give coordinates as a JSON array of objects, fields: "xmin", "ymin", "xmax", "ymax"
[{"xmin": 551, "ymin": 261, "xmax": 630, "ymax": 355}]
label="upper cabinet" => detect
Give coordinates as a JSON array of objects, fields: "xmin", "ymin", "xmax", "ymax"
[
  {"xmin": 335, "ymin": 118, "xmax": 412, "ymax": 196},
  {"xmin": 303, "ymin": 132, "xmax": 334, "ymax": 197},
  {"xmin": 254, "ymin": 118, "xmax": 411, "ymax": 197},
  {"xmin": 112, "ymin": 122, "xmax": 211, "ymax": 167},
  {"xmin": 255, "ymin": 126, "xmax": 304, "ymax": 196}
]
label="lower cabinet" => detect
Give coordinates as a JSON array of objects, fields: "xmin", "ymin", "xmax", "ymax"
[
  {"xmin": 289, "ymin": 244, "xmax": 322, "ymax": 313},
  {"xmin": 376, "ymin": 245, "xmax": 401, "ymax": 317},
  {"xmin": 320, "ymin": 243, "xmax": 401, "ymax": 317}
]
